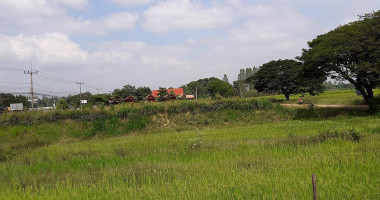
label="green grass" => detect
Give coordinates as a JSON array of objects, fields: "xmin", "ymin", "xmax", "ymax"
[
  {"xmin": 260, "ymin": 89, "xmax": 380, "ymax": 105},
  {"xmin": 0, "ymin": 115, "xmax": 379, "ymax": 199}
]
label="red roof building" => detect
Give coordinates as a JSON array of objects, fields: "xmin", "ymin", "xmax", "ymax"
[
  {"xmin": 152, "ymin": 88, "xmax": 184, "ymax": 97},
  {"xmin": 164, "ymin": 93, "xmax": 177, "ymax": 101},
  {"xmin": 124, "ymin": 95, "xmax": 136, "ymax": 103},
  {"xmin": 145, "ymin": 94, "xmax": 156, "ymax": 102}
]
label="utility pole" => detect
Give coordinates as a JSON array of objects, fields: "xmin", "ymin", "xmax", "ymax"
[
  {"xmin": 24, "ymin": 63, "xmax": 38, "ymax": 110},
  {"xmin": 195, "ymin": 87, "xmax": 198, "ymax": 100},
  {"xmin": 51, "ymin": 91, "xmax": 56, "ymax": 109},
  {"xmin": 76, "ymin": 81, "xmax": 84, "ymax": 109}
]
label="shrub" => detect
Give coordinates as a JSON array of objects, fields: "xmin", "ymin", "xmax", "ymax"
[{"xmin": 126, "ymin": 116, "xmax": 149, "ymax": 132}]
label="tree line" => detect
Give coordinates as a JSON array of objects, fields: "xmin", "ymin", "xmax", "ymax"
[{"xmin": 1, "ymin": 10, "xmax": 379, "ymax": 111}]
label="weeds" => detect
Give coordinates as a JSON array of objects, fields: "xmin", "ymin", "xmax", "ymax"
[
  {"xmin": 276, "ymin": 129, "xmax": 361, "ymax": 147},
  {"xmin": 186, "ymin": 132, "xmax": 205, "ymax": 150}
]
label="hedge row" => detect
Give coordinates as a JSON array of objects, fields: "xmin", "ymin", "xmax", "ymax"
[{"xmin": 0, "ymin": 98, "xmax": 272, "ymax": 126}]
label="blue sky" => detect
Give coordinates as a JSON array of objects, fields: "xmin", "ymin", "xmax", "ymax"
[{"xmin": 0, "ymin": 0, "xmax": 379, "ymax": 96}]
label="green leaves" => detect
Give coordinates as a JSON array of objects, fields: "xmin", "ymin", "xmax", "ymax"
[
  {"xmin": 300, "ymin": 10, "xmax": 380, "ymax": 110},
  {"xmin": 248, "ymin": 59, "xmax": 323, "ymax": 100}
]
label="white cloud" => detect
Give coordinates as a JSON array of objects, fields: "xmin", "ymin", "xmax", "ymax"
[
  {"xmin": 143, "ymin": 0, "xmax": 233, "ymax": 33},
  {"xmin": 0, "ymin": 33, "xmax": 87, "ymax": 67},
  {"xmin": 0, "ymin": 1, "xmax": 136, "ymax": 35},
  {"xmin": 101, "ymin": 12, "xmax": 138, "ymax": 31},
  {"xmin": 243, "ymin": 5, "xmax": 275, "ymax": 17},
  {"xmin": 110, "ymin": 0, "xmax": 157, "ymax": 6},
  {"xmin": 55, "ymin": 0, "xmax": 88, "ymax": 8},
  {"xmin": 229, "ymin": 8, "xmax": 310, "ymax": 43},
  {"xmin": 0, "ymin": 0, "xmax": 62, "ymax": 18}
]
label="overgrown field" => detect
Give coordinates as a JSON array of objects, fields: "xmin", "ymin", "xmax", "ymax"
[
  {"xmin": 0, "ymin": 115, "xmax": 379, "ymax": 199},
  {"xmin": 0, "ymin": 97, "xmax": 379, "ymax": 199}
]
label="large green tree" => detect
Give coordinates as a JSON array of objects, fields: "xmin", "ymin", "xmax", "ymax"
[
  {"xmin": 247, "ymin": 59, "xmax": 323, "ymax": 100},
  {"xmin": 299, "ymin": 10, "xmax": 380, "ymax": 110},
  {"xmin": 207, "ymin": 79, "xmax": 234, "ymax": 98},
  {"xmin": 135, "ymin": 87, "xmax": 152, "ymax": 101},
  {"xmin": 182, "ymin": 78, "xmax": 219, "ymax": 98}
]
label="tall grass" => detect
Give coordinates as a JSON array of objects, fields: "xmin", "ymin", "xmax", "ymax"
[{"xmin": 0, "ymin": 116, "xmax": 379, "ymax": 199}]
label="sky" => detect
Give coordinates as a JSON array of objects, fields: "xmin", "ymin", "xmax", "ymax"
[{"xmin": 0, "ymin": 0, "xmax": 379, "ymax": 96}]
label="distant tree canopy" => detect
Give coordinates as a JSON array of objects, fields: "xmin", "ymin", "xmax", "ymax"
[
  {"xmin": 207, "ymin": 79, "xmax": 234, "ymax": 98},
  {"xmin": 299, "ymin": 10, "xmax": 380, "ymax": 110},
  {"xmin": 0, "ymin": 93, "xmax": 28, "ymax": 108},
  {"xmin": 56, "ymin": 98, "xmax": 69, "ymax": 110},
  {"xmin": 157, "ymin": 87, "xmax": 169, "ymax": 102},
  {"xmin": 323, "ymin": 81, "xmax": 354, "ymax": 90},
  {"xmin": 247, "ymin": 59, "xmax": 324, "ymax": 100},
  {"xmin": 223, "ymin": 74, "xmax": 229, "ymax": 83},
  {"xmin": 67, "ymin": 92, "xmax": 92, "ymax": 108},
  {"xmin": 182, "ymin": 77, "xmax": 234, "ymax": 98},
  {"xmin": 112, "ymin": 84, "xmax": 151, "ymax": 101},
  {"xmin": 233, "ymin": 67, "xmax": 258, "ymax": 97},
  {"xmin": 238, "ymin": 67, "xmax": 258, "ymax": 81}
]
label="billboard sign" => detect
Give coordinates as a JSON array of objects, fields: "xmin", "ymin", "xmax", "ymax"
[{"xmin": 10, "ymin": 103, "xmax": 23, "ymax": 111}]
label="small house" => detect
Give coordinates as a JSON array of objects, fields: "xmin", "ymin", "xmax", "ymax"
[
  {"xmin": 145, "ymin": 94, "xmax": 156, "ymax": 102},
  {"xmin": 124, "ymin": 95, "xmax": 136, "ymax": 103},
  {"xmin": 164, "ymin": 93, "xmax": 177, "ymax": 101}
]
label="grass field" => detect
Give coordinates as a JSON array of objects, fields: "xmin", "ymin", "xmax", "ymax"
[
  {"xmin": 0, "ymin": 114, "xmax": 379, "ymax": 199},
  {"xmin": 0, "ymin": 90, "xmax": 379, "ymax": 199},
  {"xmin": 261, "ymin": 89, "xmax": 380, "ymax": 105}
]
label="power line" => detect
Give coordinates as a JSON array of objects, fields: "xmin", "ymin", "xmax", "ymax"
[
  {"xmin": 0, "ymin": 81, "xmax": 29, "ymax": 85},
  {"xmin": 0, "ymin": 65, "xmax": 25, "ymax": 72},
  {"xmin": 34, "ymin": 83, "xmax": 77, "ymax": 94},
  {"xmin": 1, "ymin": 64, "xmax": 103, "ymax": 96}
]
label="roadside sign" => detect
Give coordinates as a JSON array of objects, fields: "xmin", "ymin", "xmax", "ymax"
[{"xmin": 10, "ymin": 103, "xmax": 23, "ymax": 111}]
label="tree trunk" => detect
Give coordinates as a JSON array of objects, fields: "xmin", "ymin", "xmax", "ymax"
[
  {"xmin": 354, "ymin": 84, "xmax": 377, "ymax": 112},
  {"xmin": 364, "ymin": 85, "xmax": 377, "ymax": 112},
  {"xmin": 284, "ymin": 92, "xmax": 290, "ymax": 101}
]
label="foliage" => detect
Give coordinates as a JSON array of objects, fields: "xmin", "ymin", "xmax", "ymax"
[
  {"xmin": 37, "ymin": 96, "xmax": 57, "ymax": 107},
  {"xmin": 323, "ymin": 81, "xmax": 355, "ymax": 90},
  {"xmin": 222, "ymin": 74, "xmax": 229, "ymax": 82},
  {"xmin": 66, "ymin": 92, "xmax": 92, "ymax": 108},
  {"xmin": 0, "ymin": 93, "xmax": 28, "ymax": 108},
  {"xmin": 183, "ymin": 77, "xmax": 219, "ymax": 98},
  {"xmin": 299, "ymin": 10, "xmax": 380, "ymax": 110},
  {"xmin": 248, "ymin": 59, "xmax": 324, "ymax": 100},
  {"xmin": 56, "ymin": 98, "xmax": 68, "ymax": 110},
  {"xmin": 0, "ymin": 98, "xmax": 273, "ymax": 126},
  {"xmin": 89, "ymin": 94, "xmax": 109, "ymax": 105},
  {"xmin": 112, "ymin": 84, "xmax": 152, "ymax": 101},
  {"xmin": 157, "ymin": 87, "xmax": 169, "ymax": 102},
  {"xmin": 135, "ymin": 87, "xmax": 152, "ymax": 101},
  {"xmin": 237, "ymin": 67, "xmax": 258, "ymax": 81},
  {"xmin": 207, "ymin": 79, "xmax": 234, "ymax": 98}
]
